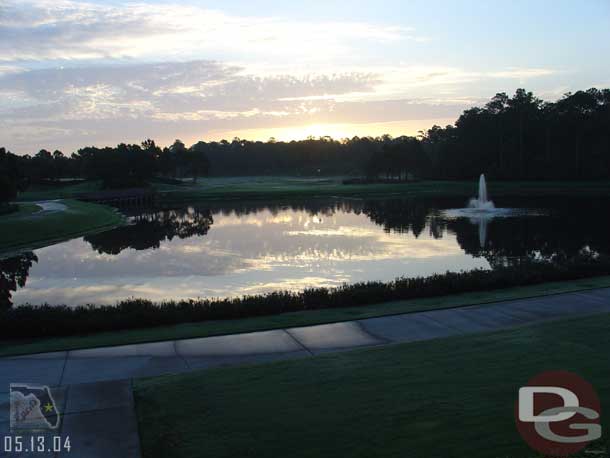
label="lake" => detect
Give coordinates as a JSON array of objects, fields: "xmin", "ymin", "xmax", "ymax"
[{"xmin": 2, "ymin": 195, "xmax": 609, "ymax": 307}]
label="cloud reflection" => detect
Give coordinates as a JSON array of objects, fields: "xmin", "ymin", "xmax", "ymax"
[{"xmin": 11, "ymin": 206, "xmax": 489, "ymax": 306}]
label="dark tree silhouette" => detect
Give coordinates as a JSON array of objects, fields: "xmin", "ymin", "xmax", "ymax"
[
  {"xmin": 187, "ymin": 142, "xmax": 211, "ymax": 182},
  {"xmin": 421, "ymin": 87, "xmax": 610, "ymax": 180},
  {"xmin": 364, "ymin": 136, "xmax": 428, "ymax": 181},
  {"xmin": 74, "ymin": 143, "xmax": 157, "ymax": 188},
  {"xmin": 0, "ymin": 147, "xmax": 21, "ymax": 207},
  {"xmin": 0, "ymin": 252, "xmax": 38, "ymax": 308},
  {"xmin": 84, "ymin": 208, "xmax": 214, "ymax": 254}
]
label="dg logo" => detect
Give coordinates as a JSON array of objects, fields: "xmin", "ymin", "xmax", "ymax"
[{"xmin": 515, "ymin": 371, "xmax": 602, "ymax": 456}]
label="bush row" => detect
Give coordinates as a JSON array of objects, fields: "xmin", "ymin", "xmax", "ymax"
[
  {"xmin": 2, "ymin": 255, "xmax": 610, "ymax": 340},
  {"xmin": 0, "ymin": 203, "xmax": 18, "ymax": 216}
]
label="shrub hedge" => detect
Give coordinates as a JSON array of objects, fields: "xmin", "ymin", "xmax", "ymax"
[
  {"xmin": 2, "ymin": 255, "xmax": 610, "ymax": 340},
  {"xmin": 0, "ymin": 203, "xmax": 18, "ymax": 216}
]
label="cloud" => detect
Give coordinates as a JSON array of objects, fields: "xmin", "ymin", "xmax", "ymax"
[
  {"xmin": 0, "ymin": 60, "xmax": 553, "ymax": 122},
  {"xmin": 0, "ymin": 65, "xmax": 24, "ymax": 76},
  {"xmin": 0, "ymin": 60, "xmax": 387, "ymax": 150},
  {"xmin": 0, "ymin": 60, "xmax": 380, "ymax": 120},
  {"xmin": 0, "ymin": 57, "xmax": 559, "ymax": 152},
  {"xmin": 0, "ymin": 1, "xmax": 560, "ymax": 152},
  {"xmin": 0, "ymin": 0, "xmax": 418, "ymax": 63}
]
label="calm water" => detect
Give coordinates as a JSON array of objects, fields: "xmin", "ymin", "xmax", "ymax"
[{"xmin": 2, "ymin": 196, "xmax": 609, "ymax": 307}]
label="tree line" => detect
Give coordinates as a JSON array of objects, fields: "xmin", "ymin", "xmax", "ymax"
[
  {"xmin": 422, "ymin": 88, "xmax": 610, "ymax": 180},
  {"xmin": 0, "ymin": 139, "xmax": 209, "ymax": 191},
  {"xmin": 1, "ymin": 87, "xmax": 609, "ymax": 204}
]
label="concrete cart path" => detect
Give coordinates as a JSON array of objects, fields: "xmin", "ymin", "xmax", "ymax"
[
  {"xmin": 35, "ymin": 201, "xmax": 68, "ymax": 213},
  {"xmin": 1, "ymin": 288, "xmax": 610, "ymax": 457},
  {"xmin": 12, "ymin": 200, "xmax": 69, "ymax": 217}
]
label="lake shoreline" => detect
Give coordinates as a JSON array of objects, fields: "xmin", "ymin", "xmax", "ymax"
[
  {"xmin": 0, "ymin": 199, "xmax": 126, "ymax": 258},
  {"xmin": 5, "ymin": 177, "xmax": 610, "ymax": 255},
  {"xmin": 2, "ymin": 267, "xmax": 610, "ymax": 357}
]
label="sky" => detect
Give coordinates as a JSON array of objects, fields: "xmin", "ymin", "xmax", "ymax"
[{"xmin": 1, "ymin": 0, "xmax": 609, "ymax": 154}]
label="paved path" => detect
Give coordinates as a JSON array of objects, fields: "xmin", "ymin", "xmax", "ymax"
[
  {"xmin": 35, "ymin": 201, "xmax": 67, "ymax": 213},
  {"xmin": 6, "ymin": 200, "xmax": 68, "ymax": 227},
  {"xmin": 1, "ymin": 287, "xmax": 610, "ymax": 457}
]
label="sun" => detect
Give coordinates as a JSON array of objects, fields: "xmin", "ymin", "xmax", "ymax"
[
  {"xmin": 275, "ymin": 124, "xmax": 353, "ymax": 141},
  {"xmin": 200, "ymin": 118, "xmax": 457, "ymax": 145}
]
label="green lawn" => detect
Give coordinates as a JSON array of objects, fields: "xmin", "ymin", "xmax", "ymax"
[
  {"xmin": 0, "ymin": 202, "xmax": 42, "ymax": 218},
  {"xmin": 2, "ymin": 275, "xmax": 610, "ymax": 357},
  {"xmin": 0, "ymin": 199, "xmax": 125, "ymax": 256},
  {"xmin": 17, "ymin": 180, "xmax": 104, "ymax": 201},
  {"xmin": 13, "ymin": 176, "xmax": 610, "ymax": 204},
  {"xmin": 135, "ymin": 311, "xmax": 610, "ymax": 458},
  {"xmin": 155, "ymin": 176, "xmax": 610, "ymax": 203}
]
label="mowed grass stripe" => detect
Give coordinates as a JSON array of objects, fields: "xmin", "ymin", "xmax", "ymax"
[{"xmin": 134, "ymin": 312, "xmax": 610, "ymax": 458}]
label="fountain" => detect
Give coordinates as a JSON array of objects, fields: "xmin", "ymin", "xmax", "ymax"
[
  {"xmin": 468, "ymin": 174, "xmax": 495, "ymax": 210},
  {"xmin": 442, "ymin": 173, "xmax": 510, "ymax": 247},
  {"xmin": 443, "ymin": 174, "xmax": 541, "ymax": 247}
]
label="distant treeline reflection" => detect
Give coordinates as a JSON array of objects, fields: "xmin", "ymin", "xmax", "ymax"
[
  {"xmin": 0, "ymin": 253, "xmax": 38, "ymax": 308},
  {"xmin": 84, "ymin": 207, "xmax": 214, "ymax": 255}
]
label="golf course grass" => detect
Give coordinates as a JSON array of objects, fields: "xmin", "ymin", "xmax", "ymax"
[
  {"xmin": 0, "ymin": 199, "xmax": 125, "ymax": 256},
  {"xmin": 17, "ymin": 177, "xmax": 610, "ymax": 204},
  {"xmin": 17, "ymin": 180, "xmax": 104, "ymax": 201},
  {"xmin": 2, "ymin": 275, "xmax": 610, "ymax": 357},
  {"xmin": 1, "ymin": 202, "xmax": 42, "ymax": 218},
  {"xmin": 134, "ymin": 311, "xmax": 610, "ymax": 458},
  {"xmin": 155, "ymin": 176, "xmax": 610, "ymax": 203}
]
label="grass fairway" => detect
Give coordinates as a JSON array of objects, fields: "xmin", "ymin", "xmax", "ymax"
[
  {"xmin": 2, "ymin": 276, "xmax": 610, "ymax": 357},
  {"xmin": 13, "ymin": 177, "xmax": 610, "ymax": 204},
  {"xmin": 0, "ymin": 199, "xmax": 124, "ymax": 256},
  {"xmin": 134, "ymin": 312, "xmax": 610, "ymax": 458},
  {"xmin": 0, "ymin": 202, "xmax": 41, "ymax": 218},
  {"xmin": 155, "ymin": 176, "xmax": 610, "ymax": 203},
  {"xmin": 18, "ymin": 180, "xmax": 104, "ymax": 201}
]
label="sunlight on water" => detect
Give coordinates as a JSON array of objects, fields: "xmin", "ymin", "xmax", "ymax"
[{"xmin": 8, "ymin": 201, "xmax": 488, "ymax": 306}]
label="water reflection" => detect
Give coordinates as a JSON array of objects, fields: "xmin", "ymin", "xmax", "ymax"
[
  {"xmin": 2, "ymin": 196, "xmax": 609, "ymax": 306},
  {"xmin": 0, "ymin": 252, "xmax": 38, "ymax": 308},
  {"xmin": 85, "ymin": 207, "xmax": 213, "ymax": 254}
]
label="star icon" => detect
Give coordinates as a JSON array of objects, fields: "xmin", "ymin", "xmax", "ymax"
[{"xmin": 44, "ymin": 402, "xmax": 54, "ymax": 413}]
